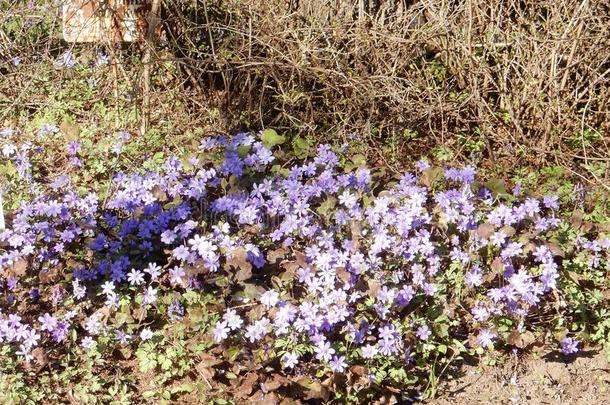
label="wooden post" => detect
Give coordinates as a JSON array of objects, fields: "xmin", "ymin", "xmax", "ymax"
[{"xmin": 140, "ymin": 0, "xmax": 161, "ymax": 136}]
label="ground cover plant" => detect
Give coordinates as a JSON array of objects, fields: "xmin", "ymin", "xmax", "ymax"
[
  {"xmin": 1, "ymin": 0, "xmax": 609, "ymax": 403},
  {"xmin": 1, "ymin": 128, "xmax": 609, "ymax": 403}
]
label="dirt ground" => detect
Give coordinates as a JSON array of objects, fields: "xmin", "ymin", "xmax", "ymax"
[{"xmin": 431, "ymin": 349, "xmax": 610, "ymax": 405}]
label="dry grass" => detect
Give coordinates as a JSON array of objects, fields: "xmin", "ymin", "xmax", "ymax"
[
  {"xmin": 162, "ymin": 0, "xmax": 609, "ymax": 173},
  {"xmin": 0, "ymin": 0, "xmax": 608, "ymax": 182}
]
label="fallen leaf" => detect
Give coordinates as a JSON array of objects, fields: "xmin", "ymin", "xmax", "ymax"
[
  {"xmin": 267, "ymin": 247, "xmax": 289, "ymax": 264},
  {"xmin": 227, "ymin": 247, "xmax": 252, "ymax": 281},
  {"xmin": 476, "ymin": 223, "xmax": 495, "ymax": 239},
  {"xmin": 507, "ymin": 330, "xmax": 535, "ymax": 348},
  {"xmin": 8, "ymin": 259, "xmax": 27, "ymax": 277},
  {"xmin": 235, "ymin": 372, "xmax": 258, "ymax": 399},
  {"xmin": 39, "ymin": 267, "xmax": 60, "ymax": 284},
  {"xmin": 264, "ymin": 374, "xmax": 290, "ymax": 392}
]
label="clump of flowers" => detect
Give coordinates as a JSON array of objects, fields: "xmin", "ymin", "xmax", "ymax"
[{"xmin": 0, "ymin": 130, "xmax": 608, "ymax": 388}]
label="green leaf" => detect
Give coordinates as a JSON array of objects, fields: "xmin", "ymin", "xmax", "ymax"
[
  {"xmin": 292, "ymin": 136, "xmax": 310, "ymax": 158},
  {"xmin": 261, "ymin": 129, "xmax": 285, "ymax": 149}
]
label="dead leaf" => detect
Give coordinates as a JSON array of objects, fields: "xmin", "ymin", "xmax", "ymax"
[
  {"xmin": 350, "ymin": 221, "xmax": 362, "ymax": 249},
  {"xmin": 264, "ymin": 374, "xmax": 290, "ymax": 392},
  {"xmin": 507, "ymin": 330, "xmax": 536, "ymax": 348},
  {"xmin": 235, "ymin": 372, "xmax": 259, "ymax": 399},
  {"xmin": 336, "ymin": 268, "xmax": 351, "ymax": 284},
  {"xmin": 196, "ymin": 361, "xmax": 215, "ymax": 380},
  {"xmin": 491, "ymin": 257, "xmax": 504, "ymax": 275},
  {"xmin": 39, "ymin": 267, "xmax": 60, "ymax": 284},
  {"xmin": 151, "ymin": 185, "xmax": 168, "ymax": 202},
  {"xmin": 476, "ymin": 223, "xmax": 495, "ymax": 239},
  {"xmin": 249, "ymin": 392, "xmax": 280, "ymax": 405},
  {"xmin": 267, "ymin": 247, "xmax": 289, "ymax": 264},
  {"xmin": 227, "ymin": 247, "xmax": 252, "ymax": 282},
  {"xmin": 500, "ymin": 226, "xmax": 516, "ymax": 237},
  {"xmin": 293, "ymin": 377, "xmax": 329, "ymax": 401},
  {"xmin": 184, "ymin": 261, "xmax": 208, "ymax": 277},
  {"xmin": 350, "ymin": 365, "xmax": 367, "ymax": 376},
  {"xmin": 199, "ymin": 352, "xmax": 222, "ymax": 367},
  {"xmin": 31, "ymin": 347, "xmax": 48, "ymax": 369},
  {"xmin": 570, "ymin": 210, "xmax": 584, "ymax": 229},
  {"xmin": 546, "ymin": 241, "xmax": 565, "ymax": 257},
  {"xmin": 59, "ymin": 120, "xmax": 80, "ymax": 139},
  {"xmin": 244, "ymin": 224, "xmax": 263, "ymax": 235},
  {"xmin": 419, "ymin": 167, "xmax": 443, "ymax": 188},
  {"xmin": 8, "ymin": 259, "xmax": 27, "ymax": 277},
  {"xmin": 366, "ymin": 279, "xmax": 381, "ymax": 297}
]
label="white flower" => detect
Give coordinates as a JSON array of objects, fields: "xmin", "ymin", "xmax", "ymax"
[
  {"xmin": 142, "ymin": 286, "xmax": 157, "ymax": 305},
  {"xmin": 260, "ymin": 290, "xmax": 280, "ymax": 309},
  {"xmin": 140, "ymin": 328, "xmax": 154, "ymax": 341},
  {"xmin": 145, "ymin": 263, "xmax": 162, "ymax": 281},
  {"xmin": 212, "ymin": 321, "xmax": 230, "ymax": 342},
  {"xmin": 222, "ymin": 309, "xmax": 243, "ymax": 331},
  {"xmin": 188, "ymin": 234, "xmax": 218, "ymax": 260}
]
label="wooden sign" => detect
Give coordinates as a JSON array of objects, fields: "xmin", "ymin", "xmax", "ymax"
[{"xmin": 62, "ymin": 0, "xmax": 151, "ymax": 42}]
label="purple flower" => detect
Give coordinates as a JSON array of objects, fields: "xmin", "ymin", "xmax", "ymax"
[
  {"xmin": 38, "ymin": 313, "xmax": 57, "ymax": 332},
  {"xmin": 361, "ymin": 344, "xmax": 378, "ymax": 359},
  {"xmin": 477, "ymin": 329, "xmax": 496, "ymax": 348},
  {"xmin": 416, "ymin": 325, "xmax": 431, "ymax": 341},
  {"xmin": 213, "ymin": 321, "xmax": 230, "ymax": 342},
  {"xmin": 81, "ymin": 336, "xmax": 96, "ymax": 350},
  {"xmin": 260, "ymin": 289, "xmax": 280, "ymax": 309},
  {"xmin": 172, "ymin": 245, "xmax": 190, "ymax": 261},
  {"xmin": 66, "ymin": 141, "xmax": 81, "ymax": 155},
  {"xmin": 315, "ymin": 341, "xmax": 335, "ymax": 362},
  {"xmin": 329, "ymin": 355, "xmax": 347, "ymax": 372},
  {"xmin": 282, "ymin": 352, "xmax": 299, "ymax": 369},
  {"xmin": 543, "ymin": 195, "xmax": 559, "ymax": 209},
  {"xmin": 561, "ymin": 337, "xmax": 579, "ymax": 354}
]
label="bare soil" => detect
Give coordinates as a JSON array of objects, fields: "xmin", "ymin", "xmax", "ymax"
[{"xmin": 431, "ymin": 350, "xmax": 610, "ymax": 405}]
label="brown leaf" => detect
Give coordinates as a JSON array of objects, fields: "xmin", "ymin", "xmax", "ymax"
[
  {"xmin": 507, "ymin": 330, "xmax": 535, "ymax": 348},
  {"xmin": 570, "ymin": 210, "xmax": 584, "ymax": 229},
  {"xmin": 244, "ymin": 224, "xmax": 263, "ymax": 235},
  {"xmin": 500, "ymin": 226, "xmax": 516, "ymax": 237},
  {"xmin": 350, "ymin": 221, "xmax": 362, "ymax": 249},
  {"xmin": 366, "ymin": 279, "xmax": 381, "ymax": 297},
  {"xmin": 419, "ymin": 167, "xmax": 443, "ymax": 188},
  {"xmin": 31, "ymin": 347, "xmax": 48, "ymax": 369},
  {"xmin": 59, "ymin": 120, "xmax": 80, "ymax": 139},
  {"xmin": 491, "ymin": 257, "xmax": 504, "ymax": 275},
  {"xmin": 235, "ymin": 373, "xmax": 259, "ymax": 399},
  {"xmin": 293, "ymin": 250, "xmax": 308, "ymax": 267},
  {"xmin": 8, "ymin": 259, "xmax": 27, "ymax": 277},
  {"xmin": 151, "ymin": 185, "xmax": 167, "ymax": 202},
  {"xmin": 476, "ymin": 223, "xmax": 495, "ymax": 239},
  {"xmin": 227, "ymin": 247, "xmax": 252, "ymax": 282},
  {"xmin": 264, "ymin": 374, "xmax": 290, "ymax": 392},
  {"xmin": 184, "ymin": 261, "xmax": 208, "ymax": 277},
  {"xmin": 293, "ymin": 377, "xmax": 329, "ymax": 401},
  {"xmin": 39, "ymin": 267, "xmax": 60, "ymax": 284},
  {"xmin": 132, "ymin": 307, "xmax": 147, "ymax": 321},
  {"xmin": 267, "ymin": 247, "xmax": 289, "ymax": 264},
  {"xmin": 249, "ymin": 392, "xmax": 280, "ymax": 405},
  {"xmin": 336, "ymin": 268, "xmax": 351, "ymax": 284},
  {"xmin": 196, "ymin": 362, "xmax": 215, "ymax": 380},
  {"xmin": 199, "ymin": 352, "xmax": 222, "ymax": 367},
  {"xmin": 350, "ymin": 365, "xmax": 367, "ymax": 376},
  {"xmin": 546, "ymin": 241, "xmax": 565, "ymax": 257}
]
